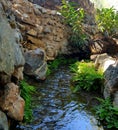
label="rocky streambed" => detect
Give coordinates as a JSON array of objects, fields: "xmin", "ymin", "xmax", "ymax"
[{"xmin": 16, "ymin": 66, "xmax": 103, "ymax": 130}]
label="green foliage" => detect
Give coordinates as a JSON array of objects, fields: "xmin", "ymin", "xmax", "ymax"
[
  {"xmin": 20, "ymin": 80, "xmax": 36, "ymax": 122},
  {"xmin": 47, "ymin": 56, "xmax": 76, "ymax": 76},
  {"xmin": 96, "ymin": 7, "xmax": 118, "ymax": 36},
  {"xmin": 94, "ymin": 97, "xmax": 118, "ymax": 128},
  {"xmin": 70, "ymin": 61, "xmax": 104, "ymax": 92},
  {"xmin": 60, "ymin": 0, "xmax": 87, "ymax": 47}
]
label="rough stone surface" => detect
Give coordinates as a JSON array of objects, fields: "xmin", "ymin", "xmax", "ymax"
[
  {"xmin": 103, "ymin": 63, "xmax": 118, "ymax": 98},
  {"xmin": 0, "ymin": 1, "xmax": 25, "ymax": 124},
  {"xmin": 113, "ymin": 91, "xmax": 118, "ymax": 107},
  {"xmin": 10, "ymin": 0, "xmax": 86, "ymax": 60},
  {"xmin": 0, "ymin": 83, "xmax": 25, "ymax": 121},
  {"xmin": 30, "ymin": 0, "xmax": 95, "ymax": 24},
  {"xmin": 94, "ymin": 53, "xmax": 116, "ymax": 72},
  {"xmin": 24, "ymin": 48, "xmax": 47, "ymax": 80},
  {"xmin": 12, "ymin": 67, "xmax": 24, "ymax": 81},
  {"xmin": 93, "ymin": 53, "xmax": 118, "ymax": 107},
  {"xmin": 0, "ymin": 111, "xmax": 8, "ymax": 130},
  {"xmin": 0, "ymin": 18, "xmax": 25, "ymax": 76}
]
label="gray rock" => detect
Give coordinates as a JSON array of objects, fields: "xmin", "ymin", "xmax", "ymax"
[
  {"xmin": 0, "ymin": 111, "xmax": 8, "ymax": 130},
  {"xmin": 0, "ymin": 16, "xmax": 25, "ymax": 76},
  {"xmin": 24, "ymin": 48, "xmax": 47, "ymax": 80},
  {"xmin": 104, "ymin": 63, "xmax": 118, "ymax": 99},
  {"xmin": 113, "ymin": 91, "xmax": 118, "ymax": 107}
]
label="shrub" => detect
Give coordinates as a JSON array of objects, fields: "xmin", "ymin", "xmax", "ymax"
[
  {"xmin": 70, "ymin": 61, "xmax": 104, "ymax": 92},
  {"xmin": 20, "ymin": 80, "xmax": 36, "ymax": 122},
  {"xmin": 94, "ymin": 98, "xmax": 118, "ymax": 128},
  {"xmin": 96, "ymin": 7, "xmax": 118, "ymax": 37},
  {"xmin": 60, "ymin": 0, "xmax": 87, "ymax": 47}
]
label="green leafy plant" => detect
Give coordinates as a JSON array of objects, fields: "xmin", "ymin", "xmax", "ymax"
[
  {"xmin": 60, "ymin": 0, "xmax": 87, "ymax": 47},
  {"xmin": 47, "ymin": 56, "xmax": 76, "ymax": 76},
  {"xmin": 94, "ymin": 97, "xmax": 118, "ymax": 128},
  {"xmin": 20, "ymin": 80, "xmax": 36, "ymax": 122},
  {"xmin": 70, "ymin": 61, "xmax": 104, "ymax": 92},
  {"xmin": 96, "ymin": 7, "xmax": 118, "ymax": 37}
]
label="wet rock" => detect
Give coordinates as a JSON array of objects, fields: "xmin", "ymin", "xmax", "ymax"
[
  {"xmin": 24, "ymin": 48, "xmax": 47, "ymax": 80},
  {"xmin": 0, "ymin": 111, "xmax": 8, "ymax": 130},
  {"xmin": 0, "ymin": 83, "xmax": 25, "ymax": 121}
]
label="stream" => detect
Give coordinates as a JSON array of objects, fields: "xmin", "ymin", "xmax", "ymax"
[{"xmin": 16, "ymin": 66, "xmax": 103, "ymax": 130}]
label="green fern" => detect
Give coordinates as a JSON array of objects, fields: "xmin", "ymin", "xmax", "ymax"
[
  {"xmin": 70, "ymin": 61, "xmax": 104, "ymax": 92},
  {"xmin": 20, "ymin": 80, "xmax": 36, "ymax": 122}
]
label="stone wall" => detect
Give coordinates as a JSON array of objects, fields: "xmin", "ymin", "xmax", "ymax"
[
  {"xmin": 0, "ymin": 0, "xmax": 25, "ymax": 128},
  {"xmin": 10, "ymin": 0, "xmax": 72, "ymax": 61}
]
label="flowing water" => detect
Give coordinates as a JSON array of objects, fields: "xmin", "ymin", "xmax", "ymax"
[{"xmin": 16, "ymin": 66, "xmax": 103, "ymax": 130}]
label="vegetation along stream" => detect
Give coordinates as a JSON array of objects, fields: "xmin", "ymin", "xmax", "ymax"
[{"xmin": 16, "ymin": 65, "xmax": 104, "ymax": 130}]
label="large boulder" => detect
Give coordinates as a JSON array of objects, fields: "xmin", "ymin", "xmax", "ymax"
[
  {"xmin": 24, "ymin": 48, "xmax": 47, "ymax": 80},
  {"xmin": 0, "ymin": 18, "xmax": 25, "ymax": 75},
  {"xmin": 0, "ymin": 83, "xmax": 25, "ymax": 121},
  {"xmin": 93, "ymin": 53, "xmax": 118, "ymax": 107},
  {"xmin": 0, "ymin": 12, "xmax": 25, "ymax": 85}
]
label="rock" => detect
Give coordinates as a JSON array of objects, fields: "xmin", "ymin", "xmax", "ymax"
[
  {"xmin": 27, "ymin": 35, "xmax": 45, "ymax": 49},
  {"xmin": 90, "ymin": 54, "xmax": 98, "ymax": 61},
  {"xmin": 43, "ymin": 26, "xmax": 51, "ymax": 33},
  {"xmin": 93, "ymin": 53, "xmax": 118, "ymax": 106},
  {"xmin": 27, "ymin": 29, "xmax": 37, "ymax": 36},
  {"xmin": 24, "ymin": 48, "xmax": 47, "ymax": 80},
  {"xmin": 0, "ymin": 111, "xmax": 8, "ymax": 130},
  {"xmin": 0, "ymin": 83, "xmax": 25, "ymax": 121},
  {"xmin": 0, "ymin": 15, "xmax": 25, "ymax": 77},
  {"xmin": 94, "ymin": 53, "xmax": 116, "ymax": 72},
  {"xmin": 104, "ymin": 63, "xmax": 118, "ymax": 98},
  {"xmin": 113, "ymin": 91, "xmax": 118, "ymax": 107},
  {"xmin": 12, "ymin": 67, "xmax": 24, "ymax": 84}
]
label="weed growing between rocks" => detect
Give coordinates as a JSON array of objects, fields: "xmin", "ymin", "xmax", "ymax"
[
  {"xmin": 94, "ymin": 97, "xmax": 118, "ymax": 129},
  {"xmin": 20, "ymin": 80, "xmax": 36, "ymax": 122}
]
